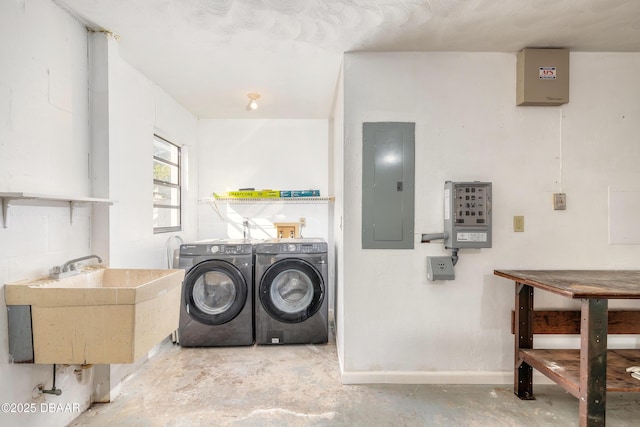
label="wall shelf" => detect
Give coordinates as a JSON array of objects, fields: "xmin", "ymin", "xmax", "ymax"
[
  {"xmin": 0, "ymin": 192, "xmax": 114, "ymax": 228},
  {"xmin": 200, "ymin": 196, "xmax": 335, "ymax": 205}
]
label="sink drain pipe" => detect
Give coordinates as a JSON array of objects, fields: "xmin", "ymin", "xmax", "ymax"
[{"xmin": 40, "ymin": 364, "xmax": 62, "ymax": 396}]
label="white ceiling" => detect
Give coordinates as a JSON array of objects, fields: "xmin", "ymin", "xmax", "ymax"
[{"xmin": 54, "ymin": 0, "xmax": 640, "ymax": 119}]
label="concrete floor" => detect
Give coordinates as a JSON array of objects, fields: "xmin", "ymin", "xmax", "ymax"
[{"xmin": 69, "ymin": 340, "xmax": 640, "ymax": 426}]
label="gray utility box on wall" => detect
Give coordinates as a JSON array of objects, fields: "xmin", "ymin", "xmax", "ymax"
[
  {"xmin": 517, "ymin": 48, "xmax": 569, "ymax": 106},
  {"xmin": 362, "ymin": 122, "xmax": 415, "ymax": 249},
  {"xmin": 444, "ymin": 181, "xmax": 492, "ymax": 249},
  {"xmin": 427, "ymin": 256, "xmax": 455, "ymax": 281}
]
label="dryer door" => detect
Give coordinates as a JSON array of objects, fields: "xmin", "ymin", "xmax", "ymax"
[
  {"xmin": 183, "ymin": 260, "xmax": 248, "ymax": 325},
  {"xmin": 259, "ymin": 258, "xmax": 324, "ymax": 323}
]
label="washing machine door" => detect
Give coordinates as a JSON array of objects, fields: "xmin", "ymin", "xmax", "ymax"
[
  {"xmin": 183, "ymin": 260, "xmax": 248, "ymax": 325},
  {"xmin": 259, "ymin": 258, "xmax": 324, "ymax": 323}
]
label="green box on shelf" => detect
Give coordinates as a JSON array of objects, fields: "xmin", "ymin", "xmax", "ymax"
[
  {"xmin": 280, "ymin": 190, "xmax": 320, "ymax": 198},
  {"xmin": 291, "ymin": 190, "xmax": 320, "ymax": 197}
]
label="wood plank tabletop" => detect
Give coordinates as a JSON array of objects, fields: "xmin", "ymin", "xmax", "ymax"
[{"xmin": 494, "ymin": 270, "xmax": 640, "ymax": 299}]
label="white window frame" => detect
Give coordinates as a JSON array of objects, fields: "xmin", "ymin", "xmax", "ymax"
[{"xmin": 153, "ymin": 134, "xmax": 182, "ymax": 233}]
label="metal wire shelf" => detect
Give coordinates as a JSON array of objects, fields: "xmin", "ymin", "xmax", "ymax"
[{"xmin": 200, "ymin": 196, "xmax": 334, "ymax": 205}]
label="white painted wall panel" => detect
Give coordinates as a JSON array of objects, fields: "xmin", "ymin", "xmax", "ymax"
[
  {"xmin": 609, "ymin": 188, "xmax": 640, "ymax": 244},
  {"xmin": 197, "ymin": 119, "xmax": 329, "ymax": 241},
  {"xmin": 330, "ymin": 64, "xmax": 345, "ymax": 371},
  {"xmin": 342, "ymin": 52, "xmax": 640, "ymax": 381},
  {"xmin": 0, "ymin": 1, "xmax": 94, "ymax": 426},
  {"xmin": 0, "ymin": 0, "xmax": 90, "ymax": 196}
]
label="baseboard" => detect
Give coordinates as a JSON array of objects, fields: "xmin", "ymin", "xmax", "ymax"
[{"xmin": 340, "ymin": 370, "xmax": 555, "ymax": 385}]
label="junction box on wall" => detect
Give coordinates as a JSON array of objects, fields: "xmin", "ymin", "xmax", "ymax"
[
  {"xmin": 422, "ymin": 181, "xmax": 492, "ymax": 281},
  {"xmin": 516, "ymin": 48, "xmax": 569, "ymax": 106}
]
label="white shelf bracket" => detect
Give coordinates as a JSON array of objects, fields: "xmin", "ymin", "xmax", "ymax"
[
  {"xmin": 70, "ymin": 201, "xmax": 76, "ymax": 225},
  {"xmin": 1, "ymin": 198, "xmax": 8, "ymax": 228}
]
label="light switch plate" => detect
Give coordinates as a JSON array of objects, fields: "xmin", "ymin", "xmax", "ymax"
[
  {"xmin": 513, "ymin": 216, "xmax": 525, "ymax": 232},
  {"xmin": 553, "ymin": 193, "xmax": 566, "ymax": 210}
]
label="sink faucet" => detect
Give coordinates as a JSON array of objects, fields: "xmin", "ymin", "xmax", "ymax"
[
  {"xmin": 61, "ymin": 254, "xmax": 102, "ymax": 272},
  {"xmin": 242, "ymin": 218, "xmax": 250, "ymax": 239},
  {"xmin": 50, "ymin": 255, "xmax": 103, "ymax": 279}
]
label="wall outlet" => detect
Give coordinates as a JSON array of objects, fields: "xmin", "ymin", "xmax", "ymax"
[
  {"xmin": 299, "ymin": 217, "xmax": 306, "ymax": 226},
  {"xmin": 553, "ymin": 193, "xmax": 566, "ymax": 210},
  {"xmin": 427, "ymin": 256, "xmax": 455, "ymax": 281}
]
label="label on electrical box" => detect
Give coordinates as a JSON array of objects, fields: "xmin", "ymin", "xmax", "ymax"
[
  {"xmin": 457, "ymin": 232, "xmax": 487, "ymax": 242},
  {"xmin": 539, "ymin": 67, "xmax": 557, "ymax": 80}
]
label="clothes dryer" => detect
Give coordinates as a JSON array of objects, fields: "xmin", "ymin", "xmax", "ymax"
[
  {"xmin": 178, "ymin": 240, "xmax": 253, "ymax": 346},
  {"xmin": 254, "ymin": 238, "xmax": 328, "ymax": 345}
]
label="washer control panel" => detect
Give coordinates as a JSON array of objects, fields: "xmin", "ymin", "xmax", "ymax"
[
  {"xmin": 180, "ymin": 242, "xmax": 252, "ymax": 256},
  {"xmin": 217, "ymin": 244, "xmax": 251, "ymax": 255}
]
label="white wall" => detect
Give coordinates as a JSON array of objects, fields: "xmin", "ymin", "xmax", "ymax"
[
  {"xmin": 341, "ymin": 51, "xmax": 640, "ymax": 383},
  {"xmin": 197, "ymin": 119, "xmax": 329, "ymax": 241},
  {"xmin": 109, "ymin": 47, "xmax": 199, "ymax": 268},
  {"xmin": 330, "ymin": 66, "xmax": 345, "ymax": 370},
  {"xmin": 88, "ymin": 33, "xmax": 199, "ymax": 403},
  {"xmin": 0, "ymin": 1, "xmax": 198, "ymax": 425},
  {"xmin": 0, "ymin": 1, "xmax": 94, "ymax": 424}
]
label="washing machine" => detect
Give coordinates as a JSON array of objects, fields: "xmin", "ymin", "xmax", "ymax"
[
  {"xmin": 254, "ymin": 238, "xmax": 328, "ymax": 345},
  {"xmin": 177, "ymin": 239, "xmax": 253, "ymax": 347}
]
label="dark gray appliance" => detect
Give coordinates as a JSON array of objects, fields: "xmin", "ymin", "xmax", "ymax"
[
  {"xmin": 254, "ymin": 238, "xmax": 328, "ymax": 345},
  {"xmin": 178, "ymin": 240, "xmax": 253, "ymax": 346}
]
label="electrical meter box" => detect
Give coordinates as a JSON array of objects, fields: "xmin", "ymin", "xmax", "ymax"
[
  {"xmin": 444, "ymin": 181, "xmax": 492, "ymax": 249},
  {"xmin": 516, "ymin": 48, "xmax": 569, "ymax": 106}
]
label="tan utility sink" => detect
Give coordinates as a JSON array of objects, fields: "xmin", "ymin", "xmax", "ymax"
[{"xmin": 5, "ymin": 267, "xmax": 185, "ymax": 365}]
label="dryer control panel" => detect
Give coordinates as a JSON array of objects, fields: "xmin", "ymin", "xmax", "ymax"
[
  {"xmin": 255, "ymin": 239, "xmax": 327, "ymax": 255},
  {"xmin": 283, "ymin": 242, "xmax": 326, "ymax": 253},
  {"xmin": 444, "ymin": 181, "xmax": 492, "ymax": 249}
]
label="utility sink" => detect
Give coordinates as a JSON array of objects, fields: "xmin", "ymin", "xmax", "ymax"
[{"xmin": 5, "ymin": 266, "xmax": 185, "ymax": 365}]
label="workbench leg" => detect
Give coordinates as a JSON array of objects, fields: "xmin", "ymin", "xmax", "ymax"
[
  {"xmin": 514, "ymin": 282, "xmax": 535, "ymax": 400},
  {"xmin": 579, "ymin": 298, "xmax": 608, "ymax": 427}
]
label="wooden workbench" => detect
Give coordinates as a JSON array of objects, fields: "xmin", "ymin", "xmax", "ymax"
[{"xmin": 494, "ymin": 270, "xmax": 640, "ymax": 427}]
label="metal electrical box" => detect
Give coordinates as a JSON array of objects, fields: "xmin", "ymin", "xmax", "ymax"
[
  {"xmin": 362, "ymin": 122, "xmax": 415, "ymax": 249},
  {"xmin": 427, "ymin": 256, "xmax": 455, "ymax": 281},
  {"xmin": 444, "ymin": 181, "xmax": 492, "ymax": 249},
  {"xmin": 516, "ymin": 48, "xmax": 569, "ymax": 106}
]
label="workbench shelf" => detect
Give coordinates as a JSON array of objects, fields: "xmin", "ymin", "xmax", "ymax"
[
  {"xmin": 520, "ymin": 348, "xmax": 640, "ymax": 397},
  {"xmin": 0, "ymin": 192, "xmax": 113, "ymax": 228}
]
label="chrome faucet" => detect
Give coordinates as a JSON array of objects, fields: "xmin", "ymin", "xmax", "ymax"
[
  {"xmin": 242, "ymin": 218, "xmax": 250, "ymax": 239},
  {"xmin": 61, "ymin": 254, "xmax": 102, "ymax": 272},
  {"xmin": 50, "ymin": 254, "xmax": 102, "ymax": 279}
]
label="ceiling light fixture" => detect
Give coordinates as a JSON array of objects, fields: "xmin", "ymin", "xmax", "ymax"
[{"xmin": 246, "ymin": 92, "xmax": 260, "ymax": 111}]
